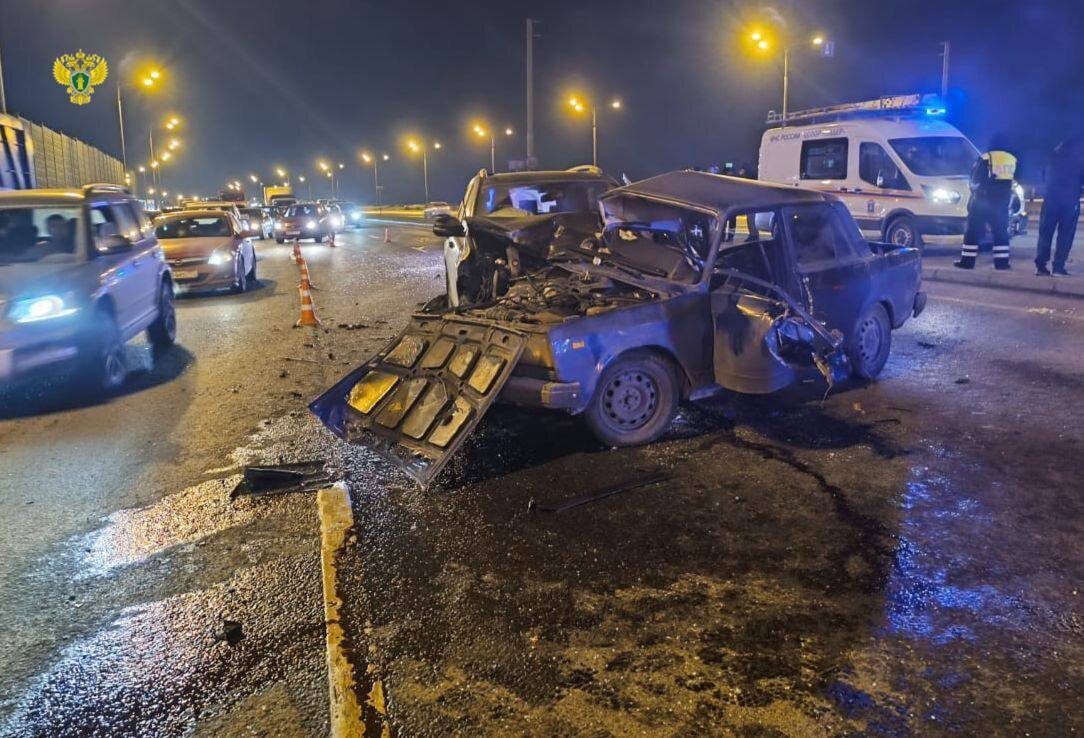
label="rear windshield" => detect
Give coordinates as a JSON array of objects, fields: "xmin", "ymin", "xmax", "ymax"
[
  {"xmin": 475, "ymin": 179, "xmax": 610, "ymax": 216},
  {"xmin": 889, "ymin": 136, "xmax": 978, "ymax": 177},
  {"xmin": 287, "ymin": 204, "xmax": 318, "ymax": 217},
  {"xmin": 155, "ymin": 216, "xmax": 231, "ymax": 239},
  {"xmin": 0, "ymin": 206, "xmax": 82, "ymax": 264}
]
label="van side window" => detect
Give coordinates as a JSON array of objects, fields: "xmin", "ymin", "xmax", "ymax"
[
  {"xmin": 800, "ymin": 138, "xmax": 848, "ymax": 180},
  {"xmin": 859, "ymin": 143, "xmax": 910, "ymax": 190}
]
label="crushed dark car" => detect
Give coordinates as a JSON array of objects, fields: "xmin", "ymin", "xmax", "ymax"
[{"xmin": 312, "ymin": 171, "xmax": 926, "ymax": 487}]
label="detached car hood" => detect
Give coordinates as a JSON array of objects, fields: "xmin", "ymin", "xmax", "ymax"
[{"xmin": 310, "ymin": 315, "xmax": 527, "ymax": 488}]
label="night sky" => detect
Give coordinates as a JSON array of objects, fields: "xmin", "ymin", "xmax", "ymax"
[{"xmin": 2, "ymin": 0, "xmax": 1081, "ymax": 202}]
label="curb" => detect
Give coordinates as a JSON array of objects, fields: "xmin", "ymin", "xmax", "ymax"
[
  {"xmin": 923, "ymin": 266, "xmax": 1084, "ymax": 299},
  {"xmin": 317, "ymin": 485, "xmax": 365, "ymax": 738}
]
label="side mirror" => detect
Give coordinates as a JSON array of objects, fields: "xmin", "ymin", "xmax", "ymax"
[
  {"xmin": 433, "ymin": 213, "xmax": 465, "ymax": 238},
  {"xmin": 97, "ymin": 234, "xmax": 132, "ymax": 254}
]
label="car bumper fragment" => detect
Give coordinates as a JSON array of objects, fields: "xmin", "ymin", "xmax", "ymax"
[{"xmin": 499, "ymin": 375, "xmax": 581, "ymax": 410}]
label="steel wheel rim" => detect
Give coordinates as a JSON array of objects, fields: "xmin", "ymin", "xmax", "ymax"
[
  {"xmin": 102, "ymin": 344, "xmax": 125, "ymax": 388},
  {"xmin": 601, "ymin": 369, "xmax": 659, "ymax": 431},
  {"xmin": 856, "ymin": 315, "xmax": 886, "ymax": 365},
  {"xmin": 890, "ymin": 225, "xmax": 912, "ymax": 247}
]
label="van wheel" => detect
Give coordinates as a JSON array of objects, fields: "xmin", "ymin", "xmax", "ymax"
[
  {"xmin": 584, "ymin": 351, "xmax": 680, "ymax": 447},
  {"xmin": 147, "ymin": 282, "xmax": 177, "ymax": 349},
  {"xmin": 848, "ymin": 303, "xmax": 892, "ymax": 380},
  {"xmin": 86, "ymin": 308, "xmax": 127, "ymax": 393},
  {"xmin": 276, "ymin": 237, "xmax": 285, "ymax": 244},
  {"xmin": 885, "ymin": 216, "xmax": 922, "ymax": 249}
]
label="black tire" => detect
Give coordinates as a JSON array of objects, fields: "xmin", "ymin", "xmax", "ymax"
[
  {"xmin": 584, "ymin": 351, "xmax": 680, "ymax": 447},
  {"xmin": 847, "ymin": 303, "xmax": 892, "ymax": 380},
  {"xmin": 314, "ymin": 234, "xmax": 325, "ymax": 243},
  {"xmin": 147, "ymin": 281, "xmax": 177, "ymax": 349},
  {"xmin": 231, "ymin": 256, "xmax": 248, "ymax": 293},
  {"xmin": 247, "ymin": 252, "xmax": 258, "ymax": 284},
  {"xmin": 885, "ymin": 215, "xmax": 922, "ymax": 250},
  {"xmin": 276, "ymin": 237, "xmax": 285, "ymax": 244},
  {"xmin": 86, "ymin": 307, "xmax": 127, "ymax": 393}
]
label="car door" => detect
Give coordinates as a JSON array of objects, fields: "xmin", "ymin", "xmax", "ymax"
[
  {"xmin": 782, "ymin": 203, "xmax": 871, "ymax": 335},
  {"xmin": 707, "ymin": 209, "xmax": 805, "ymax": 394},
  {"xmin": 111, "ymin": 200, "xmax": 160, "ymax": 323},
  {"xmin": 444, "ymin": 174, "xmax": 481, "ymax": 306},
  {"xmin": 88, "ymin": 201, "xmax": 144, "ymax": 336},
  {"xmin": 853, "ymin": 141, "xmax": 915, "ymax": 238}
]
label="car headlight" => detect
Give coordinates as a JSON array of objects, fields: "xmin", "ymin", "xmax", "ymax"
[
  {"xmin": 8, "ymin": 294, "xmax": 78, "ymax": 323},
  {"xmin": 922, "ymin": 185, "xmax": 961, "ymax": 204},
  {"xmin": 208, "ymin": 250, "xmax": 231, "ymax": 266},
  {"xmin": 274, "ymin": 220, "xmax": 283, "ymax": 229},
  {"xmin": 305, "ymin": 220, "xmax": 317, "ymax": 229},
  {"xmin": 332, "ymin": 216, "xmax": 343, "ymax": 227},
  {"xmin": 350, "ymin": 212, "xmax": 361, "ymax": 221}
]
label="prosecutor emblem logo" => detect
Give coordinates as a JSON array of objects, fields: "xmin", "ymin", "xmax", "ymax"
[{"xmin": 53, "ymin": 50, "xmax": 109, "ymax": 105}]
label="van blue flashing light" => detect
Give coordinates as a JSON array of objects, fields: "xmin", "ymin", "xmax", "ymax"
[{"xmin": 924, "ymin": 107, "xmax": 947, "ymax": 116}]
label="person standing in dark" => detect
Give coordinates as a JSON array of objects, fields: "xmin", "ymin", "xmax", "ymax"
[
  {"xmin": 1035, "ymin": 137, "xmax": 1084, "ymax": 276},
  {"xmin": 956, "ymin": 135, "xmax": 1018, "ymax": 271}
]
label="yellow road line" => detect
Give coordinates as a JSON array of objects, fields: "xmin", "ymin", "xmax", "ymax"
[{"xmin": 318, "ymin": 485, "xmax": 369, "ymax": 737}]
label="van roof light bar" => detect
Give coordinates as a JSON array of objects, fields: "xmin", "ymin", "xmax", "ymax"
[{"xmin": 766, "ymin": 93, "xmax": 945, "ymax": 126}]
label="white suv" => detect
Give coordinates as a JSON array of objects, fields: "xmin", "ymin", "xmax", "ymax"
[{"xmin": 0, "ymin": 184, "xmax": 176, "ymax": 392}]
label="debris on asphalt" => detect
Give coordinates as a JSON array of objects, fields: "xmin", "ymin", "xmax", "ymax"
[
  {"xmin": 955, "ymin": 377, "xmax": 972, "ymax": 384},
  {"xmin": 279, "ymin": 369, "xmax": 289, "ymax": 378},
  {"xmin": 213, "ymin": 619, "xmax": 244, "ymax": 646},
  {"xmin": 528, "ymin": 472, "xmax": 672, "ymax": 513},
  {"xmin": 337, "ymin": 322, "xmax": 370, "ymax": 330},
  {"xmin": 917, "ymin": 340, "xmax": 938, "ymax": 349},
  {"xmin": 230, "ymin": 460, "xmax": 333, "ymax": 498},
  {"xmin": 281, "ymin": 356, "xmax": 320, "ymax": 364}
]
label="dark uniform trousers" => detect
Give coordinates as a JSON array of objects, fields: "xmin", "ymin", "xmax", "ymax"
[
  {"xmin": 1035, "ymin": 198, "xmax": 1080, "ymax": 270},
  {"xmin": 960, "ymin": 197, "xmax": 1012, "ymax": 269}
]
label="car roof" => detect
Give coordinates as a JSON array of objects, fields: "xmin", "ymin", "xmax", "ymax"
[
  {"xmin": 602, "ymin": 170, "xmax": 833, "ymax": 216},
  {"xmin": 157, "ymin": 209, "xmax": 231, "ymax": 220},
  {"xmin": 480, "ymin": 169, "xmax": 618, "ymax": 186}
]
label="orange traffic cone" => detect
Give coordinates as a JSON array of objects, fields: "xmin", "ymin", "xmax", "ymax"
[
  {"xmin": 383, "ymin": 228, "xmax": 391, "ymax": 244},
  {"xmin": 299, "ymin": 257, "xmax": 317, "ymax": 290},
  {"xmin": 295, "ymin": 275, "xmax": 321, "ymax": 327},
  {"xmin": 292, "ymin": 239, "xmax": 302, "ymax": 264}
]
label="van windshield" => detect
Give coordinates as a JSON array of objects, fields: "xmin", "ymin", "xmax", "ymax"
[{"xmin": 889, "ymin": 136, "xmax": 978, "ymax": 177}]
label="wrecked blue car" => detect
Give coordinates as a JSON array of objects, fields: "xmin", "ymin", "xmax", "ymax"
[{"xmin": 311, "ymin": 171, "xmax": 925, "ymax": 487}]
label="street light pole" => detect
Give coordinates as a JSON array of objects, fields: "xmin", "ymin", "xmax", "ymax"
[
  {"xmin": 0, "ymin": 43, "xmax": 7, "ymax": 114},
  {"xmin": 115, "ymin": 83, "xmax": 128, "ymax": 172},
  {"xmin": 422, "ymin": 149, "xmax": 429, "ymax": 202},
  {"xmin": 782, "ymin": 47, "xmax": 790, "ymax": 125},
  {"xmin": 591, "ymin": 107, "xmax": 598, "ymax": 167}
]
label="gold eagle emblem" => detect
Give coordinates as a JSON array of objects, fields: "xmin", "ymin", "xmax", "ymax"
[{"xmin": 53, "ymin": 50, "xmax": 109, "ymax": 105}]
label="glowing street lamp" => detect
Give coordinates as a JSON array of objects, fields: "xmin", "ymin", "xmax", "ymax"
[
  {"xmin": 747, "ymin": 25, "xmax": 830, "ymax": 124},
  {"xmin": 472, "ymin": 122, "xmax": 515, "ymax": 173},
  {"xmin": 405, "ymin": 138, "xmax": 439, "ymax": 202},
  {"xmin": 360, "ymin": 151, "xmax": 389, "ymax": 205},
  {"xmin": 567, "ymin": 94, "xmax": 622, "ymax": 167}
]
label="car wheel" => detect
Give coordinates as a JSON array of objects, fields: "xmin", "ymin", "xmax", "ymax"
[
  {"xmin": 885, "ymin": 216, "xmax": 922, "ymax": 250},
  {"xmin": 848, "ymin": 303, "xmax": 892, "ymax": 380},
  {"xmin": 247, "ymin": 252, "xmax": 258, "ymax": 284},
  {"xmin": 276, "ymin": 237, "xmax": 285, "ymax": 244},
  {"xmin": 147, "ymin": 281, "xmax": 177, "ymax": 349},
  {"xmin": 87, "ymin": 307, "xmax": 127, "ymax": 393},
  {"xmin": 231, "ymin": 257, "xmax": 248, "ymax": 293},
  {"xmin": 584, "ymin": 351, "xmax": 680, "ymax": 447},
  {"xmin": 314, "ymin": 234, "xmax": 324, "ymax": 243}
]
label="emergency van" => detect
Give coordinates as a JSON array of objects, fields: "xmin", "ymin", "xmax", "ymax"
[{"xmin": 758, "ymin": 94, "xmax": 980, "ymax": 248}]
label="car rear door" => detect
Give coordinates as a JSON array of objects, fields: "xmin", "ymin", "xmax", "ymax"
[{"xmin": 87, "ymin": 201, "xmax": 146, "ymax": 336}]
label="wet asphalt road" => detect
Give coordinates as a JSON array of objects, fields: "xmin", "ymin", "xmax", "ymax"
[
  {"xmin": 0, "ymin": 224, "xmax": 443, "ymax": 737},
  {"xmin": 1, "ymin": 223, "xmax": 1082, "ymax": 736}
]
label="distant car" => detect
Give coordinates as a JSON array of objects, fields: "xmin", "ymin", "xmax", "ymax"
[
  {"xmin": 240, "ymin": 207, "xmax": 272, "ymax": 239},
  {"xmin": 327, "ymin": 200, "xmax": 363, "ymax": 228},
  {"xmin": 155, "ymin": 210, "xmax": 258, "ymax": 293},
  {"xmin": 274, "ymin": 202, "xmax": 334, "ymax": 243},
  {"xmin": 185, "ymin": 200, "xmax": 246, "ymax": 229},
  {"xmin": 0, "ymin": 184, "xmax": 176, "ymax": 392},
  {"xmin": 423, "ymin": 201, "xmax": 453, "ymax": 218},
  {"xmin": 326, "ymin": 204, "xmax": 346, "ymax": 234}
]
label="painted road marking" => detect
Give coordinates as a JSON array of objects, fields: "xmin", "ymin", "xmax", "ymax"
[
  {"xmin": 932, "ymin": 294, "xmax": 1084, "ymax": 322},
  {"xmin": 317, "ymin": 484, "xmax": 390, "ymax": 738}
]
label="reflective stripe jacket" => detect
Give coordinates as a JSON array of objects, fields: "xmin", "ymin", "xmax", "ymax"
[{"xmin": 969, "ymin": 150, "xmax": 1017, "ymax": 206}]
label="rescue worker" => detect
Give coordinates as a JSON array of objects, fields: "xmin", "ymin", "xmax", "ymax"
[
  {"xmin": 956, "ymin": 136, "xmax": 1017, "ymax": 270},
  {"xmin": 1035, "ymin": 137, "xmax": 1084, "ymax": 276}
]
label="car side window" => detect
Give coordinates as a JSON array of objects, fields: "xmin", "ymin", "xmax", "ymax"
[
  {"xmin": 800, "ymin": 137, "xmax": 848, "ymax": 180},
  {"xmin": 784, "ymin": 204, "xmax": 853, "ymax": 270},
  {"xmin": 88, "ymin": 204, "xmax": 119, "ymax": 252},
  {"xmin": 859, "ymin": 142, "xmax": 910, "ymax": 190},
  {"xmin": 110, "ymin": 202, "xmax": 142, "ymax": 242}
]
